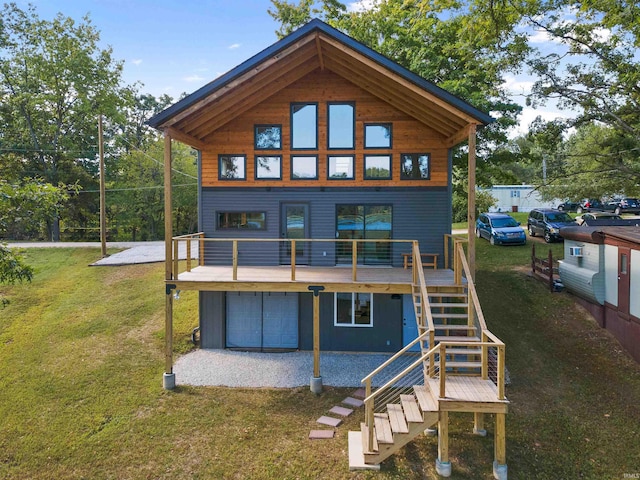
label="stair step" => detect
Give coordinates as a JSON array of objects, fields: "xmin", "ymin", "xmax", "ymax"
[
  {"xmin": 373, "ymin": 413, "xmax": 394, "ymax": 444},
  {"xmin": 413, "ymin": 385, "xmax": 437, "ymax": 412},
  {"xmin": 434, "ymin": 361, "xmax": 482, "ymax": 369},
  {"xmin": 432, "ymin": 313, "xmax": 469, "ymax": 319},
  {"xmin": 446, "ymin": 348, "xmax": 482, "ymax": 355},
  {"xmin": 434, "ymin": 335, "xmax": 481, "ymax": 343},
  {"xmin": 430, "ymin": 302, "xmax": 469, "ymax": 308},
  {"xmin": 429, "ymin": 292, "xmax": 467, "ymax": 298},
  {"xmin": 387, "ymin": 404, "xmax": 409, "ymax": 434},
  {"xmin": 400, "ymin": 395, "xmax": 423, "ymax": 423},
  {"xmin": 360, "ymin": 422, "xmax": 378, "ymax": 454}
]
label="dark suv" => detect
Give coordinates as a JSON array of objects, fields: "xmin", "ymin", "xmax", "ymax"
[
  {"xmin": 602, "ymin": 198, "xmax": 640, "ymax": 215},
  {"xmin": 527, "ymin": 208, "xmax": 576, "ymax": 243}
]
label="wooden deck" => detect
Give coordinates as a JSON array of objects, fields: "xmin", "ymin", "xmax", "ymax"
[
  {"xmin": 426, "ymin": 376, "xmax": 509, "ymax": 413},
  {"xmin": 172, "ymin": 265, "xmax": 461, "ymax": 293}
]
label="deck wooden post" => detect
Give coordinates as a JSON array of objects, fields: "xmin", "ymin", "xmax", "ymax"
[
  {"xmin": 467, "ymin": 124, "xmax": 477, "ymax": 281},
  {"xmin": 308, "ymin": 285, "xmax": 325, "ymax": 393},
  {"xmin": 436, "ymin": 411, "xmax": 451, "ymax": 475},
  {"xmin": 352, "ymin": 240, "xmax": 358, "ymax": 282},
  {"xmin": 165, "ymin": 292, "xmax": 173, "ymax": 374},
  {"xmin": 291, "ymin": 240, "xmax": 296, "ymax": 281},
  {"xmin": 162, "ymin": 131, "xmax": 175, "ymax": 390},
  {"xmin": 494, "ymin": 413, "xmax": 507, "ymax": 467},
  {"xmin": 474, "ymin": 412, "xmax": 486, "ymax": 436},
  {"xmin": 186, "ymin": 238, "xmax": 192, "ymax": 272}
]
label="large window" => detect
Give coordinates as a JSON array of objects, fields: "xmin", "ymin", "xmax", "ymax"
[
  {"xmin": 328, "ymin": 102, "xmax": 355, "ymax": 149},
  {"xmin": 291, "ymin": 103, "xmax": 317, "ymax": 149},
  {"xmin": 328, "ymin": 155, "xmax": 355, "ymax": 180},
  {"xmin": 400, "ymin": 153, "xmax": 430, "ymax": 180},
  {"xmin": 291, "ymin": 155, "xmax": 318, "ymax": 180},
  {"xmin": 255, "ymin": 156, "xmax": 282, "ymax": 180},
  {"xmin": 364, "ymin": 123, "xmax": 392, "ymax": 148},
  {"xmin": 254, "ymin": 125, "xmax": 282, "ymax": 149},
  {"xmin": 217, "ymin": 212, "xmax": 266, "ymax": 230},
  {"xmin": 336, "ymin": 205, "xmax": 392, "ymax": 264},
  {"xmin": 364, "ymin": 155, "xmax": 391, "ymax": 180},
  {"xmin": 335, "ymin": 293, "xmax": 373, "ymax": 327},
  {"xmin": 219, "ymin": 155, "xmax": 246, "ymax": 180}
]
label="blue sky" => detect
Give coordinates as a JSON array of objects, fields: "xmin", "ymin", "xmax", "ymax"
[{"xmin": 27, "ymin": 0, "xmax": 569, "ymax": 136}]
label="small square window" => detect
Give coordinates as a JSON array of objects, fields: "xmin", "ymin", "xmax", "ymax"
[
  {"xmin": 255, "ymin": 125, "xmax": 282, "ymax": 149},
  {"xmin": 400, "ymin": 153, "xmax": 430, "ymax": 180},
  {"xmin": 219, "ymin": 155, "xmax": 246, "ymax": 180},
  {"xmin": 334, "ymin": 292, "xmax": 373, "ymax": 327},
  {"xmin": 328, "ymin": 155, "xmax": 354, "ymax": 180},
  {"xmin": 364, "ymin": 124, "xmax": 392, "ymax": 148},
  {"xmin": 255, "ymin": 156, "xmax": 282, "ymax": 180},
  {"xmin": 364, "ymin": 155, "xmax": 391, "ymax": 180},
  {"xmin": 291, "ymin": 155, "xmax": 318, "ymax": 180}
]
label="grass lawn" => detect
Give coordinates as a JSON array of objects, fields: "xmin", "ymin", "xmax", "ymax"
[{"xmin": 1, "ymin": 245, "xmax": 639, "ymax": 479}]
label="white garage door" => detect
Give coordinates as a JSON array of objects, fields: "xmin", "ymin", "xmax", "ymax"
[{"xmin": 226, "ymin": 292, "xmax": 298, "ymax": 349}]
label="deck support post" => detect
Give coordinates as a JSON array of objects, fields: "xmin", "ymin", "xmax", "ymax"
[
  {"xmin": 473, "ymin": 412, "xmax": 486, "ymax": 436},
  {"xmin": 308, "ymin": 285, "xmax": 325, "ymax": 393},
  {"xmin": 436, "ymin": 411, "xmax": 451, "ymax": 477},
  {"xmin": 163, "ymin": 284, "xmax": 175, "ymax": 390},
  {"xmin": 493, "ymin": 413, "xmax": 507, "ymax": 480},
  {"xmin": 467, "ymin": 123, "xmax": 477, "ymax": 281},
  {"xmin": 163, "ymin": 131, "xmax": 175, "ymax": 390}
]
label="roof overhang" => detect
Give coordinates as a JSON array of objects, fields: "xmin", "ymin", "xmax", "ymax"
[{"xmin": 148, "ymin": 19, "xmax": 494, "ymax": 149}]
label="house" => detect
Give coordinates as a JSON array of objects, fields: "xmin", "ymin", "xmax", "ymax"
[
  {"xmin": 481, "ymin": 184, "xmax": 557, "ymax": 213},
  {"xmin": 559, "ymin": 225, "xmax": 640, "ymax": 362},
  {"xmin": 148, "ymin": 19, "xmax": 508, "ymax": 479}
]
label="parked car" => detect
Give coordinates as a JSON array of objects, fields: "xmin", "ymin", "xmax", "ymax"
[
  {"xmin": 527, "ymin": 208, "xmax": 576, "ymax": 243},
  {"xmin": 557, "ymin": 201, "xmax": 580, "ymax": 212},
  {"xmin": 576, "ymin": 199, "xmax": 604, "ymax": 214},
  {"xmin": 575, "ymin": 212, "xmax": 622, "ymax": 225},
  {"xmin": 476, "ymin": 213, "xmax": 526, "ymax": 245},
  {"xmin": 602, "ymin": 198, "xmax": 640, "ymax": 215}
]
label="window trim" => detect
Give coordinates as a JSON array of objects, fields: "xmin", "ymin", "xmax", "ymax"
[
  {"xmin": 254, "ymin": 124, "xmax": 282, "ymax": 150},
  {"xmin": 364, "ymin": 123, "xmax": 393, "ymax": 149},
  {"xmin": 290, "ymin": 155, "xmax": 319, "ymax": 180},
  {"xmin": 334, "ymin": 292, "xmax": 374, "ymax": 327},
  {"xmin": 364, "ymin": 154, "xmax": 392, "ymax": 180},
  {"xmin": 254, "ymin": 155, "xmax": 282, "ymax": 180},
  {"xmin": 218, "ymin": 154, "xmax": 247, "ymax": 181},
  {"xmin": 217, "ymin": 211, "xmax": 267, "ymax": 230},
  {"xmin": 327, "ymin": 101, "xmax": 355, "ymax": 150},
  {"xmin": 400, "ymin": 153, "xmax": 431, "ymax": 180},
  {"xmin": 290, "ymin": 102, "xmax": 318, "ymax": 150},
  {"xmin": 327, "ymin": 155, "xmax": 355, "ymax": 180}
]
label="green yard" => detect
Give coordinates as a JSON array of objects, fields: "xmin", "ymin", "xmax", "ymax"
[{"xmin": 0, "ymin": 245, "xmax": 639, "ymax": 479}]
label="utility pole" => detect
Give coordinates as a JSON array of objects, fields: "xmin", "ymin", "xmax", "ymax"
[{"xmin": 98, "ymin": 114, "xmax": 107, "ymax": 258}]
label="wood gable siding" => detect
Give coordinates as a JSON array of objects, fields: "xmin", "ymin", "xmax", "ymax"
[{"xmin": 201, "ymin": 70, "xmax": 449, "ymax": 188}]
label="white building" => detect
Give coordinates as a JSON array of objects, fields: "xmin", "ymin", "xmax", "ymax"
[{"xmin": 482, "ymin": 185, "xmax": 558, "ymax": 213}]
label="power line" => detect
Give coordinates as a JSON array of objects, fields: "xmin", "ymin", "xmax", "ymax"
[
  {"xmin": 118, "ymin": 137, "xmax": 198, "ymax": 180},
  {"xmin": 76, "ymin": 183, "xmax": 197, "ymax": 193}
]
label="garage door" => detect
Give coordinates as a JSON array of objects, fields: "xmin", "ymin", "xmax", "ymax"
[{"xmin": 226, "ymin": 292, "xmax": 298, "ymax": 349}]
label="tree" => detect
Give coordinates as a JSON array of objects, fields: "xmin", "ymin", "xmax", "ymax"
[
  {"xmin": 0, "ymin": 3, "xmax": 130, "ymax": 240},
  {"xmin": 0, "ymin": 244, "xmax": 33, "ymax": 306}
]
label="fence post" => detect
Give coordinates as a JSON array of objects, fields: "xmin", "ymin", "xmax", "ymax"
[
  {"xmin": 548, "ymin": 249, "xmax": 553, "ymax": 292},
  {"xmin": 531, "ymin": 243, "xmax": 536, "ymax": 276}
]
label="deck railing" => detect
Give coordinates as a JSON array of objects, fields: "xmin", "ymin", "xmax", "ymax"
[{"xmin": 169, "ymin": 234, "xmax": 418, "ymax": 282}]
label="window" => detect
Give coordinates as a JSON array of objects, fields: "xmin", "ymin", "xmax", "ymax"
[
  {"xmin": 335, "ymin": 292, "xmax": 373, "ymax": 327},
  {"xmin": 328, "ymin": 102, "xmax": 355, "ymax": 149},
  {"xmin": 400, "ymin": 153, "xmax": 430, "ymax": 180},
  {"xmin": 336, "ymin": 205, "xmax": 392, "ymax": 264},
  {"xmin": 364, "ymin": 123, "xmax": 392, "ymax": 148},
  {"xmin": 328, "ymin": 155, "xmax": 354, "ymax": 180},
  {"xmin": 364, "ymin": 155, "xmax": 391, "ymax": 180},
  {"xmin": 291, "ymin": 103, "xmax": 317, "ymax": 149},
  {"xmin": 255, "ymin": 156, "xmax": 282, "ymax": 180},
  {"xmin": 219, "ymin": 155, "xmax": 246, "ymax": 180},
  {"xmin": 217, "ymin": 212, "xmax": 266, "ymax": 230},
  {"xmin": 511, "ymin": 190, "xmax": 521, "ymax": 198},
  {"xmin": 291, "ymin": 155, "xmax": 318, "ymax": 180},
  {"xmin": 254, "ymin": 125, "xmax": 282, "ymax": 149}
]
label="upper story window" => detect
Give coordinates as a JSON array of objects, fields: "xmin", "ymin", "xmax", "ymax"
[
  {"xmin": 255, "ymin": 125, "xmax": 282, "ymax": 149},
  {"xmin": 255, "ymin": 156, "xmax": 282, "ymax": 180},
  {"xmin": 364, "ymin": 123, "xmax": 392, "ymax": 149},
  {"xmin": 291, "ymin": 103, "xmax": 317, "ymax": 150},
  {"xmin": 364, "ymin": 155, "xmax": 391, "ymax": 180},
  {"xmin": 328, "ymin": 102, "xmax": 355, "ymax": 149},
  {"xmin": 400, "ymin": 153, "xmax": 430, "ymax": 180},
  {"xmin": 328, "ymin": 155, "xmax": 355, "ymax": 180},
  {"xmin": 219, "ymin": 155, "xmax": 246, "ymax": 180},
  {"xmin": 291, "ymin": 155, "xmax": 318, "ymax": 180}
]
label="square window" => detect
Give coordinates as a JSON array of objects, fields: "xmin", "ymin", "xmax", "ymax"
[
  {"xmin": 255, "ymin": 156, "xmax": 282, "ymax": 180},
  {"xmin": 334, "ymin": 292, "xmax": 373, "ymax": 327},
  {"xmin": 219, "ymin": 155, "xmax": 246, "ymax": 180},
  {"xmin": 291, "ymin": 155, "xmax": 318, "ymax": 180},
  {"xmin": 400, "ymin": 153, "xmax": 430, "ymax": 180},
  {"xmin": 291, "ymin": 103, "xmax": 317, "ymax": 150},
  {"xmin": 255, "ymin": 125, "xmax": 282, "ymax": 149},
  {"xmin": 328, "ymin": 155, "xmax": 354, "ymax": 180},
  {"xmin": 328, "ymin": 102, "xmax": 355, "ymax": 149},
  {"xmin": 364, "ymin": 155, "xmax": 391, "ymax": 180},
  {"xmin": 364, "ymin": 124, "xmax": 392, "ymax": 148}
]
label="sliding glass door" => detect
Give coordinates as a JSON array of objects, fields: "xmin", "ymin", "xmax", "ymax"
[{"xmin": 336, "ymin": 205, "xmax": 391, "ymax": 265}]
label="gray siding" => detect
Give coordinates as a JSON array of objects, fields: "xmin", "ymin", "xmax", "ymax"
[{"xmin": 201, "ymin": 187, "xmax": 450, "ymax": 267}]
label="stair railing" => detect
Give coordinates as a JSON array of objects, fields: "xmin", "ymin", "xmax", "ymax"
[{"xmin": 411, "ymin": 241, "xmax": 435, "ymax": 353}]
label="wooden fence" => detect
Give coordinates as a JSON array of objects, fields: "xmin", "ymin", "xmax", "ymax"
[{"xmin": 531, "ymin": 243, "xmax": 559, "ymax": 292}]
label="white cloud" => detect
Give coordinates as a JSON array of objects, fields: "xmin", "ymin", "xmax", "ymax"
[
  {"xmin": 131, "ymin": 58, "xmax": 143, "ymax": 66},
  {"xmin": 509, "ymin": 107, "xmax": 572, "ymax": 138},
  {"xmin": 183, "ymin": 74, "xmax": 205, "ymax": 83},
  {"xmin": 347, "ymin": 0, "xmax": 378, "ymax": 13},
  {"xmin": 228, "ymin": 43, "xmax": 241, "ymax": 50},
  {"xmin": 502, "ymin": 74, "xmax": 534, "ymax": 96}
]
